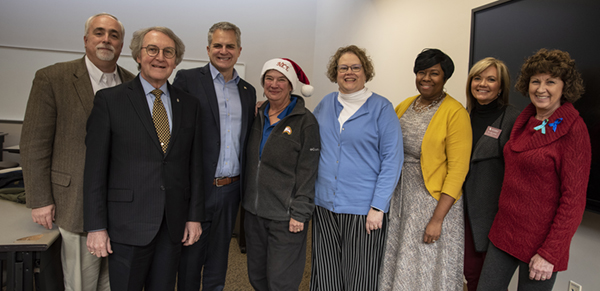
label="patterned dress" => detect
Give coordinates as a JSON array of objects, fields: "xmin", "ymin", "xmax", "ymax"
[{"xmin": 378, "ymin": 98, "xmax": 464, "ymax": 291}]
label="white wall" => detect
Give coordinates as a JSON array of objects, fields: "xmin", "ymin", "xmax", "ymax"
[
  {"xmin": 1, "ymin": 1, "xmax": 599, "ymax": 290},
  {"xmin": 0, "ymin": 0, "xmax": 318, "ymax": 120},
  {"xmin": 308, "ymin": 0, "xmax": 495, "ymax": 110}
]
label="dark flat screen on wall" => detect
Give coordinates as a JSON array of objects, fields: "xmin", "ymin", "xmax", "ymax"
[{"xmin": 470, "ymin": 0, "xmax": 600, "ymax": 213}]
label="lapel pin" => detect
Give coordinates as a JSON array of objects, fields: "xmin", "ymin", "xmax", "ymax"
[
  {"xmin": 177, "ymin": 98, "xmax": 180, "ymax": 102},
  {"xmin": 244, "ymin": 86, "xmax": 247, "ymax": 90},
  {"xmin": 283, "ymin": 126, "xmax": 292, "ymax": 135}
]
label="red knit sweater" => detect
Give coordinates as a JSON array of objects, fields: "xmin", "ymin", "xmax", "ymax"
[{"xmin": 488, "ymin": 102, "xmax": 591, "ymax": 271}]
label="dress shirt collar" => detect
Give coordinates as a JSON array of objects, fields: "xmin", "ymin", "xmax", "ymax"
[
  {"xmin": 139, "ymin": 75, "xmax": 169, "ymax": 96},
  {"xmin": 85, "ymin": 55, "xmax": 119, "ymax": 87},
  {"xmin": 209, "ymin": 62, "xmax": 240, "ymax": 84}
]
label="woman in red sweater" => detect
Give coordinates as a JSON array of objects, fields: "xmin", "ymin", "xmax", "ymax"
[{"xmin": 477, "ymin": 49, "xmax": 592, "ymax": 291}]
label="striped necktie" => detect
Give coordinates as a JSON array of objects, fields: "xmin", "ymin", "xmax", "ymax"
[{"xmin": 151, "ymin": 89, "xmax": 170, "ymax": 153}]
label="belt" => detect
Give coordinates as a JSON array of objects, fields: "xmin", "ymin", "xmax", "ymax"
[{"xmin": 213, "ymin": 175, "xmax": 240, "ymax": 187}]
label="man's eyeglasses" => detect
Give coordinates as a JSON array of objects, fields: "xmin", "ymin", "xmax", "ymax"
[
  {"xmin": 142, "ymin": 45, "xmax": 176, "ymax": 59},
  {"xmin": 337, "ymin": 65, "xmax": 362, "ymax": 73}
]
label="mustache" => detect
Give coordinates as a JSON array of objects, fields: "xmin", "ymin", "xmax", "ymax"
[{"xmin": 96, "ymin": 44, "xmax": 114, "ymax": 52}]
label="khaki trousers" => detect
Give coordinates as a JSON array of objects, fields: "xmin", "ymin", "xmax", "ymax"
[{"xmin": 58, "ymin": 227, "xmax": 110, "ymax": 291}]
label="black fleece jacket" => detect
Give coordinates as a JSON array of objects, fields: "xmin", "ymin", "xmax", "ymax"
[{"xmin": 242, "ymin": 96, "xmax": 320, "ymax": 222}]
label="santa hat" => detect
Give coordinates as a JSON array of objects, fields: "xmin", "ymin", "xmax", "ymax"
[{"xmin": 260, "ymin": 58, "xmax": 314, "ymax": 97}]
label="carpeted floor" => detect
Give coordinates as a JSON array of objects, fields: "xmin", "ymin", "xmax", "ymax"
[
  {"xmin": 209, "ymin": 222, "xmax": 467, "ymax": 291},
  {"xmin": 219, "ymin": 223, "xmax": 312, "ymax": 290}
]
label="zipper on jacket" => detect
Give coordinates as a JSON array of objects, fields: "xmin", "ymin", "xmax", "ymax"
[{"xmin": 254, "ymin": 161, "xmax": 261, "ymax": 211}]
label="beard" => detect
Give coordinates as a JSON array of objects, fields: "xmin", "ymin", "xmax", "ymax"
[{"xmin": 96, "ymin": 44, "xmax": 115, "ymax": 61}]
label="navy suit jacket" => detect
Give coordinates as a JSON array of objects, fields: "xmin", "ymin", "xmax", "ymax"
[
  {"xmin": 83, "ymin": 75, "xmax": 204, "ymax": 246},
  {"xmin": 173, "ymin": 64, "xmax": 256, "ymax": 221}
]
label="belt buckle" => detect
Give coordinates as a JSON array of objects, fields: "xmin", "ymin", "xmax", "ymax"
[{"xmin": 215, "ymin": 177, "xmax": 226, "ymax": 187}]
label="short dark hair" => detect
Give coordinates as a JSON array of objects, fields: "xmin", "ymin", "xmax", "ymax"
[
  {"xmin": 326, "ymin": 45, "xmax": 375, "ymax": 83},
  {"xmin": 413, "ymin": 48, "xmax": 454, "ymax": 80},
  {"xmin": 130, "ymin": 27, "xmax": 185, "ymax": 70},
  {"xmin": 208, "ymin": 22, "xmax": 241, "ymax": 48},
  {"xmin": 515, "ymin": 48, "xmax": 584, "ymax": 103}
]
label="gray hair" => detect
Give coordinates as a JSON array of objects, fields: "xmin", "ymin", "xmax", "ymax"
[
  {"xmin": 130, "ymin": 27, "xmax": 186, "ymax": 70},
  {"xmin": 84, "ymin": 13, "xmax": 125, "ymax": 40},
  {"xmin": 208, "ymin": 21, "xmax": 241, "ymax": 47}
]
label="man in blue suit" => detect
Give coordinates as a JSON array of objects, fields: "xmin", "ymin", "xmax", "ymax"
[
  {"xmin": 84, "ymin": 26, "xmax": 203, "ymax": 291},
  {"xmin": 175, "ymin": 21, "xmax": 256, "ymax": 291}
]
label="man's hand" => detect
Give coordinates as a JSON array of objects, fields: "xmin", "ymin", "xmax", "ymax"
[
  {"xmin": 31, "ymin": 204, "xmax": 55, "ymax": 229},
  {"xmin": 255, "ymin": 100, "xmax": 265, "ymax": 116},
  {"xmin": 87, "ymin": 230, "xmax": 112, "ymax": 258},
  {"xmin": 182, "ymin": 221, "xmax": 202, "ymax": 246}
]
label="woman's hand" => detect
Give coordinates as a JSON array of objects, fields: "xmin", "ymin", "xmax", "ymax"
[
  {"xmin": 423, "ymin": 193, "xmax": 455, "ymax": 244},
  {"xmin": 529, "ymin": 254, "xmax": 554, "ymax": 281},
  {"xmin": 423, "ymin": 220, "xmax": 442, "ymax": 244},
  {"xmin": 289, "ymin": 218, "xmax": 304, "ymax": 233},
  {"xmin": 365, "ymin": 208, "xmax": 383, "ymax": 234}
]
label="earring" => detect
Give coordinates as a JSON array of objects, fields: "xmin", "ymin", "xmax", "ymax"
[{"xmin": 498, "ymin": 91, "xmax": 501, "ymax": 97}]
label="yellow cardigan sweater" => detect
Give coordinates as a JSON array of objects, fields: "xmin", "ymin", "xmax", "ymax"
[{"xmin": 395, "ymin": 94, "xmax": 472, "ymax": 201}]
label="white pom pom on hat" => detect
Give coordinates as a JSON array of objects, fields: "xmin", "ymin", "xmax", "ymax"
[{"xmin": 260, "ymin": 58, "xmax": 313, "ymax": 97}]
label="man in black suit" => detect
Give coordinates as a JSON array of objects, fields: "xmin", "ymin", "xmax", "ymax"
[
  {"xmin": 84, "ymin": 26, "xmax": 203, "ymax": 291},
  {"xmin": 175, "ymin": 21, "xmax": 256, "ymax": 291}
]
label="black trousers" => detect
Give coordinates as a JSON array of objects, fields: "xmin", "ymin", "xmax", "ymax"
[
  {"xmin": 108, "ymin": 215, "xmax": 182, "ymax": 291},
  {"xmin": 244, "ymin": 211, "xmax": 308, "ymax": 291},
  {"xmin": 178, "ymin": 181, "xmax": 240, "ymax": 291},
  {"xmin": 477, "ymin": 242, "xmax": 557, "ymax": 291}
]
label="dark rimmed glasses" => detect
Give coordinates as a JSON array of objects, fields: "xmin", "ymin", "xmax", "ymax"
[{"xmin": 142, "ymin": 45, "xmax": 176, "ymax": 59}]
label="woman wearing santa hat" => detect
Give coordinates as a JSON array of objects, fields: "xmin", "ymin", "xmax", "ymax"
[
  {"xmin": 310, "ymin": 45, "xmax": 403, "ymax": 291},
  {"xmin": 242, "ymin": 58, "xmax": 320, "ymax": 290}
]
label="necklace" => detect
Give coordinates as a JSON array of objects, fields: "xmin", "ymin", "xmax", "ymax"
[
  {"xmin": 269, "ymin": 107, "xmax": 285, "ymax": 117},
  {"xmin": 413, "ymin": 92, "xmax": 445, "ymax": 113},
  {"xmin": 268, "ymin": 99, "xmax": 291, "ymax": 117}
]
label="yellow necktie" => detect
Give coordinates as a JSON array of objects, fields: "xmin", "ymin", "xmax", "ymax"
[{"xmin": 151, "ymin": 89, "xmax": 170, "ymax": 153}]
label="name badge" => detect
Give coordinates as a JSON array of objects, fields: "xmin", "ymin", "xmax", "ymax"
[{"xmin": 484, "ymin": 126, "xmax": 502, "ymax": 139}]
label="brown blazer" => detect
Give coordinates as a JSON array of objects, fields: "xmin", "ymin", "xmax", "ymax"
[{"xmin": 21, "ymin": 57, "xmax": 135, "ymax": 233}]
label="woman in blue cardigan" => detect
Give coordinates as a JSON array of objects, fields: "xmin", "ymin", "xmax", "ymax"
[{"xmin": 310, "ymin": 45, "xmax": 403, "ymax": 291}]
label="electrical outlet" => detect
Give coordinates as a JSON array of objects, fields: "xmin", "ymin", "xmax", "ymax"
[{"xmin": 569, "ymin": 280, "xmax": 582, "ymax": 291}]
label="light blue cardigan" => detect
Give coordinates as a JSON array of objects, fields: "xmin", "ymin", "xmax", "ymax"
[{"xmin": 313, "ymin": 92, "xmax": 403, "ymax": 215}]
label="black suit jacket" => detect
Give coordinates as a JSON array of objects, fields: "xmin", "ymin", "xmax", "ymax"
[
  {"xmin": 173, "ymin": 64, "xmax": 256, "ymax": 220},
  {"xmin": 83, "ymin": 76, "xmax": 204, "ymax": 246}
]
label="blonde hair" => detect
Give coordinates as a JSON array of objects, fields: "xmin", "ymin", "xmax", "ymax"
[{"xmin": 466, "ymin": 57, "xmax": 511, "ymax": 112}]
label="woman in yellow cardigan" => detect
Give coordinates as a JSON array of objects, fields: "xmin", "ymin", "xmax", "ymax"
[{"xmin": 379, "ymin": 49, "xmax": 472, "ymax": 291}]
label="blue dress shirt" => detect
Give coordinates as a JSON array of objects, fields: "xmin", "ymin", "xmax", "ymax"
[
  {"xmin": 260, "ymin": 96, "xmax": 298, "ymax": 157},
  {"xmin": 209, "ymin": 63, "xmax": 242, "ymax": 178}
]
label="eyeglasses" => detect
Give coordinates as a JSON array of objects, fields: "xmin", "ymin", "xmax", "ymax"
[
  {"xmin": 338, "ymin": 65, "xmax": 362, "ymax": 73},
  {"xmin": 142, "ymin": 45, "xmax": 176, "ymax": 59}
]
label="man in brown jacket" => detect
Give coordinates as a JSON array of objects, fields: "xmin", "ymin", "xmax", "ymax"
[{"xmin": 20, "ymin": 13, "xmax": 134, "ymax": 291}]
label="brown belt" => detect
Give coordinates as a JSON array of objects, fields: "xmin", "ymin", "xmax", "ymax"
[{"xmin": 213, "ymin": 175, "xmax": 240, "ymax": 187}]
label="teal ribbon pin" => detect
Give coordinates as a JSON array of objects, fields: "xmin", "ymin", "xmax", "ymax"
[{"xmin": 534, "ymin": 119, "xmax": 549, "ymax": 134}]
